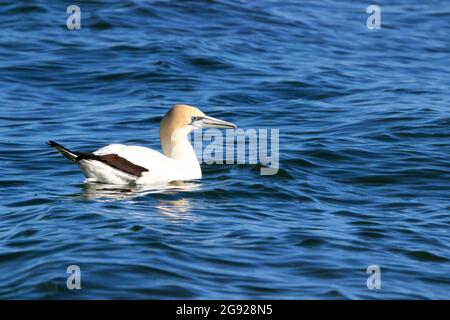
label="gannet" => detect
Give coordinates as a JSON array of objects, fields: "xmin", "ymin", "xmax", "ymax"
[{"xmin": 48, "ymin": 104, "xmax": 236, "ymax": 185}]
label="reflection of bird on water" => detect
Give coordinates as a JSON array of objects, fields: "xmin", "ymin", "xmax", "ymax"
[{"xmin": 76, "ymin": 181, "xmax": 201, "ymax": 201}]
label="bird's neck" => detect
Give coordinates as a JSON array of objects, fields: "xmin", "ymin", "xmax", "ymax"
[
  {"xmin": 161, "ymin": 128, "xmax": 200, "ymax": 165},
  {"xmin": 170, "ymin": 137, "xmax": 199, "ymax": 164}
]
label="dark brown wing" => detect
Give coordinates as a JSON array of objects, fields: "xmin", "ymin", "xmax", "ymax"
[
  {"xmin": 76, "ymin": 153, "xmax": 149, "ymax": 177},
  {"xmin": 48, "ymin": 141, "xmax": 148, "ymax": 177}
]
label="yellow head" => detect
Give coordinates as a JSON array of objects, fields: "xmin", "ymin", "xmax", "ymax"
[{"xmin": 160, "ymin": 104, "xmax": 236, "ymax": 157}]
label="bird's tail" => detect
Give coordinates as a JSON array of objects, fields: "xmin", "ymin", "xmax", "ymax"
[{"xmin": 47, "ymin": 140, "xmax": 78, "ymax": 163}]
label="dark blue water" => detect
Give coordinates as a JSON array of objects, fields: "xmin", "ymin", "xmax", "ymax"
[{"xmin": 1, "ymin": 0, "xmax": 449, "ymax": 299}]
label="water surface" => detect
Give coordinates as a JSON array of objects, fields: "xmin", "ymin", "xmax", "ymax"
[{"xmin": 0, "ymin": 0, "xmax": 449, "ymax": 299}]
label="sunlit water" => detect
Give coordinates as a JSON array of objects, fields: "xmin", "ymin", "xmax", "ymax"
[{"xmin": 0, "ymin": 0, "xmax": 449, "ymax": 299}]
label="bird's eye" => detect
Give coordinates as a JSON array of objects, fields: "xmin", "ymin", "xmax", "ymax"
[{"xmin": 191, "ymin": 116, "xmax": 199, "ymax": 122}]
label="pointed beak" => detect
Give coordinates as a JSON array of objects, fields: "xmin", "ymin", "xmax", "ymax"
[{"xmin": 191, "ymin": 115, "xmax": 237, "ymax": 129}]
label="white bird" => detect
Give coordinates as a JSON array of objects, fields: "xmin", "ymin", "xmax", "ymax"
[{"xmin": 48, "ymin": 104, "xmax": 237, "ymax": 185}]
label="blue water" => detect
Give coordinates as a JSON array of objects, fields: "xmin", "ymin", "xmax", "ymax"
[{"xmin": 1, "ymin": 0, "xmax": 449, "ymax": 299}]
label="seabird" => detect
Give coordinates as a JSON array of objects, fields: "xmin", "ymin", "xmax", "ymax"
[{"xmin": 48, "ymin": 104, "xmax": 236, "ymax": 185}]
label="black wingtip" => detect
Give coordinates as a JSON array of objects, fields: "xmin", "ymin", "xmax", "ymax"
[{"xmin": 47, "ymin": 140, "xmax": 59, "ymax": 147}]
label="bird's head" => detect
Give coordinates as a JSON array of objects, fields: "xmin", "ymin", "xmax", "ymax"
[{"xmin": 160, "ymin": 104, "xmax": 236, "ymax": 156}]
